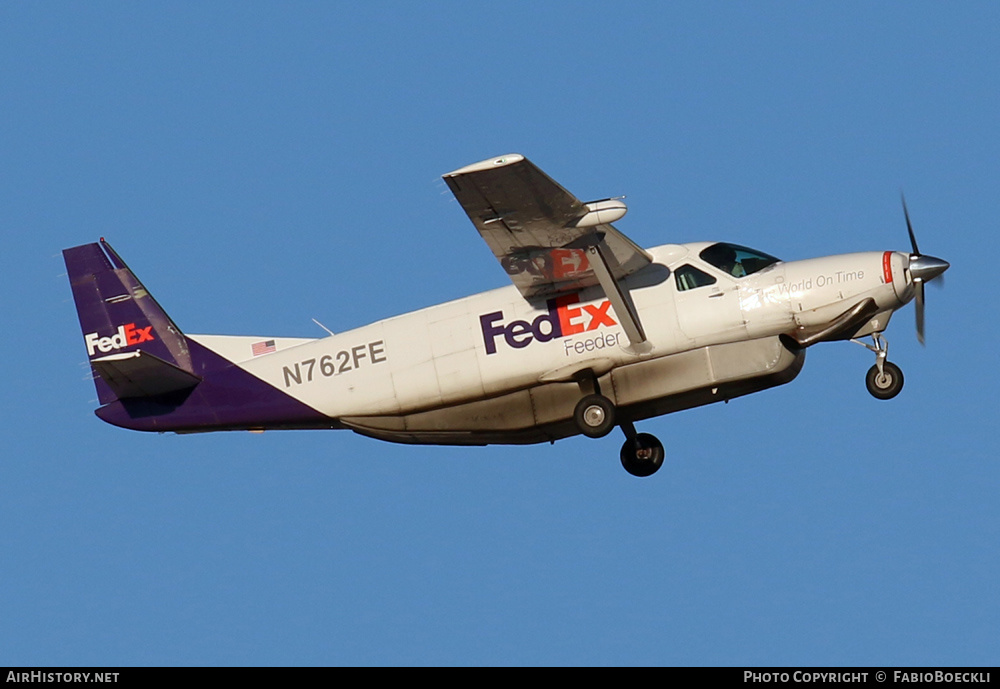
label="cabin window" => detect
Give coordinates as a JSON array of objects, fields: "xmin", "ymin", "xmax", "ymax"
[
  {"xmin": 699, "ymin": 243, "xmax": 780, "ymax": 278},
  {"xmin": 674, "ymin": 264, "xmax": 717, "ymax": 291}
]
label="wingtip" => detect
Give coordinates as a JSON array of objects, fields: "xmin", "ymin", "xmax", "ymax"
[{"xmin": 444, "ymin": 153, "xmax": 525, "ymax": 177}]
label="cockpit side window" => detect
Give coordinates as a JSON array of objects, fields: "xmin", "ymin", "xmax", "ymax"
[
  {"xmin": 674, "ymin": 264, "xmax": 717, "ymax": 291},
  {"xmin": 699, "ymin": 243, "xmax": 780, "ymax": 278}
]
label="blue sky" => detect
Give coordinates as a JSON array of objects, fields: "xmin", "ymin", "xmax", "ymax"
[{"xmin": 1, "ymin": 2, "xmax": 996, "ymax": 666}]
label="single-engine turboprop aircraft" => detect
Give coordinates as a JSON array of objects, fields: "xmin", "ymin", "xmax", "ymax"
[{"xmin": 64, "ymin": 154, "xmax": 949, "ymax": 476}]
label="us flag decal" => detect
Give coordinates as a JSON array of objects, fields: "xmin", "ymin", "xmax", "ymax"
[{"xmin": 252, "ymin": 340, "xmax": 276, "ymax": 356}]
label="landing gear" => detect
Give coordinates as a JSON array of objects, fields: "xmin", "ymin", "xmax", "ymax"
[
  {"xmin": 619, "ymin": 422, "xmax": 664, "ymax": 477},
  {"xmin": 853, "ymin": 332, "xmax": 905, "ymax": 400},
  {"xmin": 572, "ymin": 379, "xmax": 663, "ymax": 476},
  {"xmin": 866, "ymin": 361, "xmax": 904, "ymax": 400},
  {"xmin": 573, "ymin": 394, "xmax": 616, "ymax": 438}
]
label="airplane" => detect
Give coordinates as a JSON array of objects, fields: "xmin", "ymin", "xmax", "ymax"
[{"xmin": 63, "ymin": 154, "xmax": 949, "ymax": 477}]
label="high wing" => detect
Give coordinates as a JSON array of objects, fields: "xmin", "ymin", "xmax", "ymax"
[{"xmin": 443, "ymin": 154, "xmax": 652, "ymax": 301}]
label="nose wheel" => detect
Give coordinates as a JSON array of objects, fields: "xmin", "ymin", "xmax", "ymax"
[
  {"xmin": 866, "ymin": 361, "xmax": 904, "ymax": 400},
  {"xmin": 854, "ymin": 333, "xmax": 905, "ymax": 400}
]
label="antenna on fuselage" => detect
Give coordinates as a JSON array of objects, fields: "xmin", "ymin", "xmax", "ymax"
[{"xmin": 311, "ymin": 318, "xmax": 336, "ymax": 336}]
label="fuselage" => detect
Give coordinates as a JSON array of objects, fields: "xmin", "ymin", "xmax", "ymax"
[{"xmin": 201, "ymin": 242, "xmax": 911, "ymax": 423}]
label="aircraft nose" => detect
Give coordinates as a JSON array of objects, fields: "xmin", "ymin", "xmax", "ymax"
[{"xmin": 909, "ymin": 254, "xmax": 949, "ymax": 283}]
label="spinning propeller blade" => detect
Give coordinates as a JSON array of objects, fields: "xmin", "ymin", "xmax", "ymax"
[
  {"xmin": 900, "ymin": 195, "xmax": 949, "ymax": 345},
  {"xmin": 902, "ymin": 193, "xmax": 919, "ymax": 255}
]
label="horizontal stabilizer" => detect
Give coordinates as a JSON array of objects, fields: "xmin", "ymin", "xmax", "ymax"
[{"xmin": 90, "ymin": 350, "xmax": 202, "ymax": 399}]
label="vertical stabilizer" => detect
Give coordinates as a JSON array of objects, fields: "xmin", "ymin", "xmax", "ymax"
[{"xmin": 63, "ymin": 239, "xmax": 195, "ymax": 404}]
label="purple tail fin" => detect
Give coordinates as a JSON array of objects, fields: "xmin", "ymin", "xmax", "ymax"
[
  {"xmin": 64, "ymin": 239, "xmax": 331, "ymax": 433},
  {"xmin": 63, "ymin": 239, "xmax": 197, "ymax": 404}
]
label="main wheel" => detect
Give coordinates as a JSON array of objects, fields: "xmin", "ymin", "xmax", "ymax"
[
  {"xmin": 620, "ymin": 433, "xmax": 665, "ymax": 477},
  {"xmin": 574, "ymin": 394, "xmax": 616, "ymax": 438},
  {"xmin": 866, "ymin": 361, "xmax": 904, "ymax": 400}
]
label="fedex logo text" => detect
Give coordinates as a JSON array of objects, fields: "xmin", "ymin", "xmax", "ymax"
[
  {"xmin": 480, "ymin": 294, "xmax": 617, "ymax": 355},
  {"xmin": 84, "ymin": 323, "xmax": 155, "ymax": 356}
]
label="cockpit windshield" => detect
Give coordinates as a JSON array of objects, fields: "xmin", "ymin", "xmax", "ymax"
[{"xmin": 699, "ymin": 243, "xmax": 780, "ymax": 278}]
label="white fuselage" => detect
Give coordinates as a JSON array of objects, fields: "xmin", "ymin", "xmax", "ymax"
[{"xmin": 198, "ymin": 243, "xmax": 911, "ymax": 424}]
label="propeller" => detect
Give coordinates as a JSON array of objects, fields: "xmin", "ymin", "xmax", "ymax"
[{"xmin": 901, "ymin": 194, "xmax": 949, "ymax": 345}]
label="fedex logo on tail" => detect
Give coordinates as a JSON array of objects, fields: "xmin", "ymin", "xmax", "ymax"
[
  {"xmin": 84, "ymin": 323, "xmax": 155, "ymax": 356},
  {"xmin": 480, "ymin": 294, "xmax": 617, "ymax": 355}
]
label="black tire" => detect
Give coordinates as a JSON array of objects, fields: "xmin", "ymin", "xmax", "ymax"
[
  {"xmin": 866, "ymin": 362, "xmax": 904, "ymax": 400},
  {"xmin": 620, "ymin": 433, "xmax": 665, "ymax": 477},
  {"xmin": 573, "ymin": 394, "xmax": 616, "ymax": 438}
]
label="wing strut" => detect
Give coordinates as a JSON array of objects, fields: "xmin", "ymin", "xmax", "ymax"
[{"xmin": 585, "ymin": 238, "xmax": 652, "ymax": 355}]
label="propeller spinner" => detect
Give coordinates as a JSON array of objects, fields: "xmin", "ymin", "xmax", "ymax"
[{"xmin": 901, "ymin": 195, "xmax": 949, "ymax": 344}]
